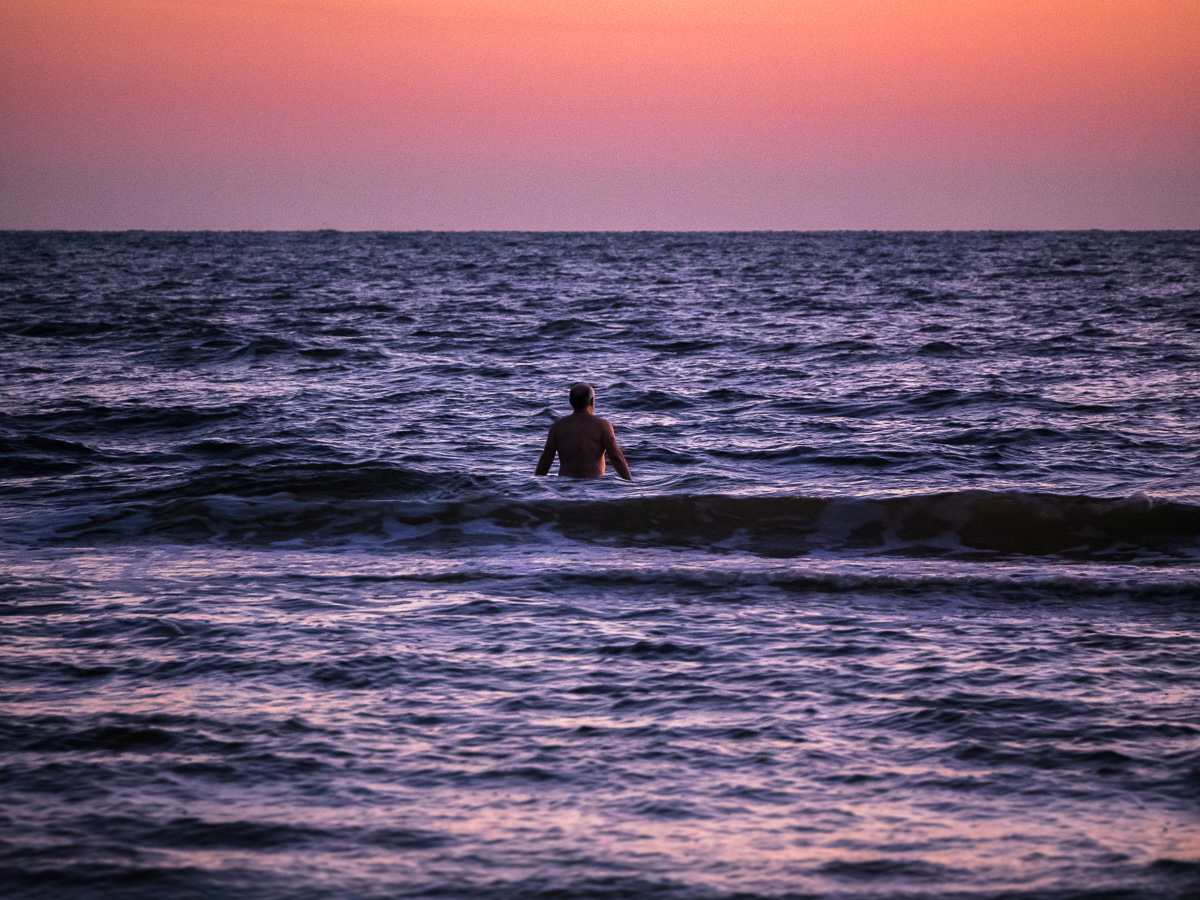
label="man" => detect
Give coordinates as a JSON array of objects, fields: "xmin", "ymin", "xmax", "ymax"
[{"xmin": 535, "ymin": 382, "xmax": 632, "ymax": 480}]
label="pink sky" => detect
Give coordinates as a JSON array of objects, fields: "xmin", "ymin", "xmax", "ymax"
[{"xmin": 2, "ymin": 0, "xmax": 1198, "ymax": 229}]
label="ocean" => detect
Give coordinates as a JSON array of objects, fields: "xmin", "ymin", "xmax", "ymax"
[{"xmin": 1, "ymin": 230, "xmax": 1198, "ymax": 899}]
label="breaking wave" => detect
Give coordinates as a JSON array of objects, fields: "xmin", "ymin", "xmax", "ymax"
[{"xmin": 49, "ymin": 472, "xmax": 1200, "ymax": 560}]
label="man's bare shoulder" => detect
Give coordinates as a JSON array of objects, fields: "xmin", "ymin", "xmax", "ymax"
[{"xmin": 553, "ymin": 413, "xmax": 610, "ymax": 431}]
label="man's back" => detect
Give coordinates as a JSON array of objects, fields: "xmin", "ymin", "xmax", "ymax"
[{"xmin": 547, "ymin": 412, "xmax": 611, "ymax": 478}]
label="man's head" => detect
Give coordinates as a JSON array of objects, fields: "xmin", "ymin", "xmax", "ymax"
[{"xmin": 569, "ymin": 382, "xmax": 595, "ymax": 411}]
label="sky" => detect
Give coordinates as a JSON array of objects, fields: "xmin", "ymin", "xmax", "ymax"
[{"xmin": 2, "ymin": 0, "xmax": 1198, "ymax": 230}]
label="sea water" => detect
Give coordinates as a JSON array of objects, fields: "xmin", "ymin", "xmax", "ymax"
[{"xmin": 1, "ymin": 231, "xmax": 1198, "ymax": 898}]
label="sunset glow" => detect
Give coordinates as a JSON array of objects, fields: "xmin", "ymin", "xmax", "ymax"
[{"xmin": 2, "ymin": 0, "xmax": 1198, "ymax": 228}]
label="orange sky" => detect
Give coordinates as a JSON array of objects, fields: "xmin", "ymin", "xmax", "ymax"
[{"xmin": 2, "ymin": 0, "xmax": 1198, "ymax": 228}]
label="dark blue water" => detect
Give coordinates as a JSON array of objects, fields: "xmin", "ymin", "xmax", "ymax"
[{"xmin": 2, "ymin": 231, "xmax": 1199, "ymax": 899}]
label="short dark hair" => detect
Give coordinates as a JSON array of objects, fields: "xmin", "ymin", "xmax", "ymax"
[{"xmin": 569, "ymin": 382, "xmax": 595, "ymax": 410}]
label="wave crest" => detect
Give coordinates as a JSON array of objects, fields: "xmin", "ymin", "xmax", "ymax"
[{"xmin": 53, "ymin": 483, "xmax": 1200, "ymax": 560}]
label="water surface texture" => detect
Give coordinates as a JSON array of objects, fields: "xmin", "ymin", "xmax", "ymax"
[{"xmin": 2, "ymin": 231, "xmax": 1199, "ymax": 899}]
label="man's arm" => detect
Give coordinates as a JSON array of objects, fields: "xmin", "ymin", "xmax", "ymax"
[
  {"xmin": 602, "ymin": 423, "xmax": 632, "ymax": 481},
  {"xmin": 535, "ymin": 427, "xmax": 557, "ymax": 476}
]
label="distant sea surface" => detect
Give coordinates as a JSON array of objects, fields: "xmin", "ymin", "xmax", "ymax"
[{"xmin": 2, "ymin": 231, "xmax": 1199, "ymax": 899}]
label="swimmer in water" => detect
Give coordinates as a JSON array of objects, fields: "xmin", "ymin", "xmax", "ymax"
[{"xmin": 535, "ymin": 382, "xmax": 633, "ymax": 481}]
